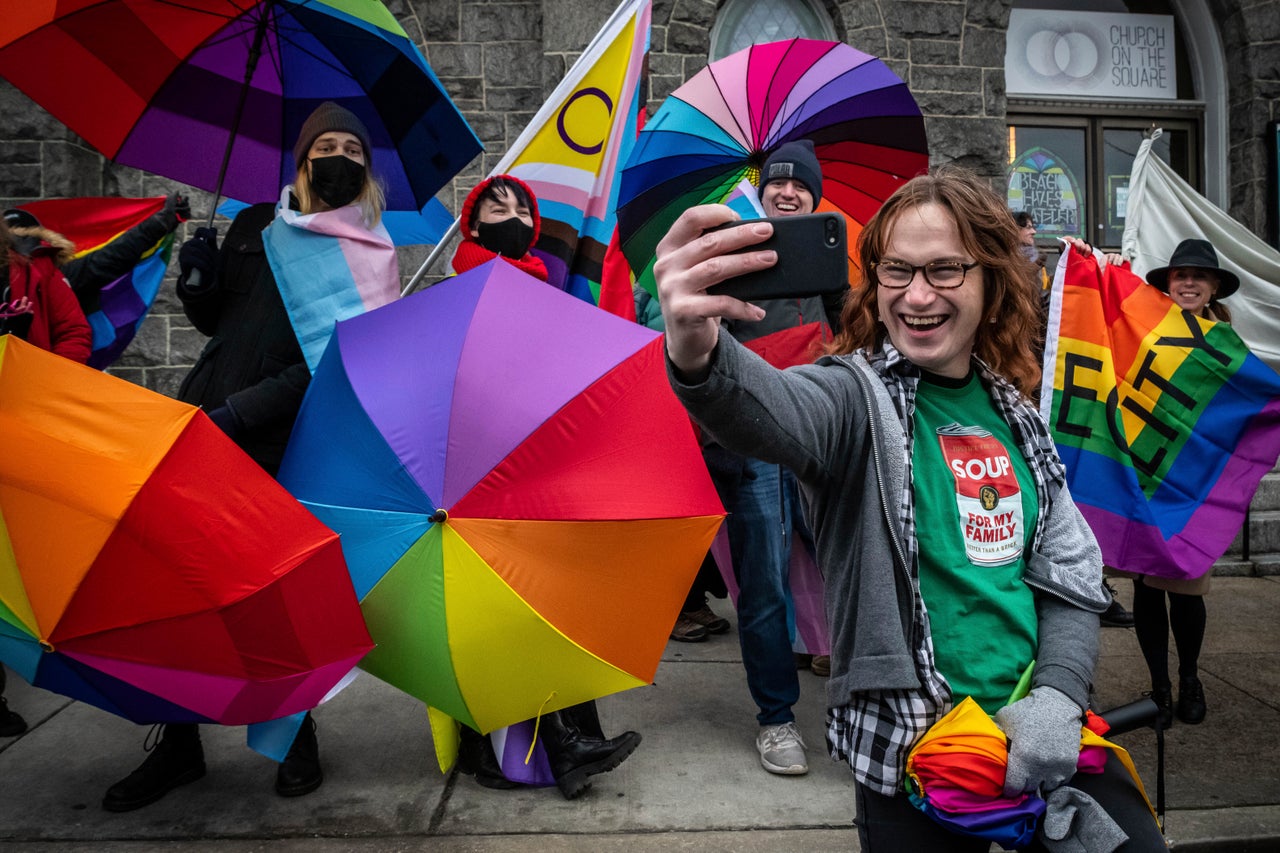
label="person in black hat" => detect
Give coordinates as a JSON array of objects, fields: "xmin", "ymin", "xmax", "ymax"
[
  {"xmin": 102, "ymin": 101, "xmax": 393, "ymax": 813},
  {"xmin": 1145, "ymin": 237, "xmax": 1237, "ymax": 322},
  {"xmin": 1130, "ymin": 237, "xmax": 1237, "ymax": 726},
  {"xmin": 1063, "ymin": 234, "xmax": 1240, "ymax": 727}
]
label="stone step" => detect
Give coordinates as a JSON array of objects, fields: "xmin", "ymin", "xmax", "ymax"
[
  {"xmin": 1253, "ymin": 471, "xmax": 1280, "ymax": 513},
  {"xmin": 1223, "ymin": 509, "xmax": 1280, "ymax": 557}
]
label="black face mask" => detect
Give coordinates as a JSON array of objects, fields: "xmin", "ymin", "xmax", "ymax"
[
  {"xmin": 476, "ymin": 216, "xmax": 535, "ymax": 259},
  {"xmin": 309, "ymin": 155, "xmax": 366, "ymax": 209}
]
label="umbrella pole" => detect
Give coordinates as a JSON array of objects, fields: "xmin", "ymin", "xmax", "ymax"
[
  {"xmin": 402, "ymin": 217, "xmax": 461, "ymax": 296},
  {"xmin": 204, "ymin": 2, "xmax": 274, "ymax": 230}
]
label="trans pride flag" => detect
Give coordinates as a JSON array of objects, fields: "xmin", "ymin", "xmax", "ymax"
[
  {"xmin": 13, "ymin": 197, "xmax": 172, "ymax": 369},
  {"xmin": 1042, "ymin": 248, "xmax": 1280, "ymax": 580},
  {"xmin": 263, "ymin": 189, "xmax": 399, "ymax": 373}
]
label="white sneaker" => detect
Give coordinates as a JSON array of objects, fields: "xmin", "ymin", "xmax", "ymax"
[{"xmin": 756, "ymin": 721, "xmax": 808, "ymax": 775}]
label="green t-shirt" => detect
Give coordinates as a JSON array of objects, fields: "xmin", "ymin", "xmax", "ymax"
[{"xmin": 912, "ymin": 372, "xmax": 1039, "ymax": 713}]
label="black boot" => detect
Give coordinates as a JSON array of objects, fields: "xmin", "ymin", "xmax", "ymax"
[
  {"xmin": 102, "ymin": 723, "xmax": 206, "ymax": 812},
  {"xmin": 540, "ymin": 708, "xmax": 641, "ymax": 800},
  {"xmin": 0, "ymin": 696, "xmax": 26, "ymax": 737},
  {"xmin": 1146, "ymin": 684, "xmax": 1174, "ymax": 729},
  {"xmin": 275, "ymin": 712, "xmax": 323, "ymax": 797},
  {"xmin": 457, "ymin": 725, "xmax": 522, "ymax": 789},
  {"xmin": 1100, "ymin": 580, "xmax": 1135, "ymax": 628},
  {"xmin": 560, "ymin": 701, "xmax": 605, "ymax": 740}
]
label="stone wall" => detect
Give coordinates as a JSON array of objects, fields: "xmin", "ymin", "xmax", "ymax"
[
  {"xmin": 0, "ymin": 0, "xmax": 1275, "ymax": 391},
  {"xmin": 1219, "ymin": 0, "xmax": 1280, "ymax": 239}
]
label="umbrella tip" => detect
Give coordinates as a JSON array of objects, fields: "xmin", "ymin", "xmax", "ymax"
[{"xmin": 430, "ymin": 509, "xmax": 448, "ymax": 524}]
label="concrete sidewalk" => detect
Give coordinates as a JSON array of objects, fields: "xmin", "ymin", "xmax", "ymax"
[{"xmin": 2, "ymin": 577, "xmax": 1278, "ymax": 851}]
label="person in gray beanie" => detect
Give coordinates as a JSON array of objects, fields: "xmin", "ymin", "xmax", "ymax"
[{"xmin": 101, "ymin": 100, "xmax": 394, "ymax": 814}]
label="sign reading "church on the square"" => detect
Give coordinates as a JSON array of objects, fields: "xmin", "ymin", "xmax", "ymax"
[{"xmin": 1005, "ymin": 10, "xmax": 1176, "ymax": 100}]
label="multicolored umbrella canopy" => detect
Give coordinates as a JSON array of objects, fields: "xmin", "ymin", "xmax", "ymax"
[
  {"xmin": 617, "ymin": 38, "xmax": 929, "ymax": 293},
  {"xmin": 0, "ymin": 0, "xmax": 481, "ymax": 213},
  {"xmin": 278, "ymin": 259, "xmax": 724, "ymax": 734},
  {"xmin": 0, "ymin": 336, "xmax": 373, "ymax": 725}
]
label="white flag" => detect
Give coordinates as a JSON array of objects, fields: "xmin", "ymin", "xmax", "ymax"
[{"xmin": 1123, "ymin": 129, "xmax": 1280, "ymax": 372}]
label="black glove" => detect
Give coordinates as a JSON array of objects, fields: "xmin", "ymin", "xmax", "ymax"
[
  {"xmin": 161, "ymin": 192, "xmax": 191, "ymax": 229},
  {"xmin": 205, "ymin": 403, "xmax": 242, "ymax": 439},
  {"xmin": 178, "ymin": 226, "xmax": 219, "ymax": 291}
]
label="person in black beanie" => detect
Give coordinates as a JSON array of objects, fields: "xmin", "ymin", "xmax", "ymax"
[
  {"xmin": 701, "ymin": 138, "xmax": 841, "ymax": 779},
  {"xmin": 101, "ymin": 101, "xmax": 391, "ymax": 813}
]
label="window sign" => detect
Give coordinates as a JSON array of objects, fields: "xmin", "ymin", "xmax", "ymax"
[
  {"xmin": 1006, "ymin": 10, "xmax": 1176, "ymax": 100},
  {"xmin": 1008, "ymin": 147, "xmax": 1083, "ymax": 239}
]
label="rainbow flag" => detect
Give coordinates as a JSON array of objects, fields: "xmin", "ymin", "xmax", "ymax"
[
  {"xmin": 496, "ymin": 0, "xmax": 650, "ymax": 306},
  {"xmin": 1042, "ymin": 249, "xmax": 1280, "ymax": 580},
  {"xmin": 13, "ymin": 197, "xmax": 172, "ymax": 369}
]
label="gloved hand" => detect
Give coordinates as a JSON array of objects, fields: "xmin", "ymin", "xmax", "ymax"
[
  {"xmin": 178, "ymin": 226, "xmax": 219, "ymax": 291},
  {"xmin": 161, "ymin": 192, "xmax": 191, "ymax": 229},
  {"xmin": 994, "ymin": 685, "xmax": 1082, "ymax": 797},
  {"xmin": 1040, "ymin": 785, "xmax": 1129, "ymax": 852},
  {"xmin": 204, "ymin": 403, "xmax": 242, "ymax": 440}
]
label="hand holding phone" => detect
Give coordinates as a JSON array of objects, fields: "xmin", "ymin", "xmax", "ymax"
[{"xmin": 705, "ymin": 212, "xmax": 847, "ymax": 302}]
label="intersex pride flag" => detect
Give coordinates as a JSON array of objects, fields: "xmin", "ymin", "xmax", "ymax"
[{"xmin": 1042, "ymin": 249, "xmax": 1280, "ymax": 580}]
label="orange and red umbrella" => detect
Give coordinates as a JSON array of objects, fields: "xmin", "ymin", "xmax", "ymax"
[
  {"xmin": 0, "ymin": 337, "xmax": 372, "ymax": 725},
  {"xmin": 279, "ymin": 259, "xmax": 725, "ymax": 734}
]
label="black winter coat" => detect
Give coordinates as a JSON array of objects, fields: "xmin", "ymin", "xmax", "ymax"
[{"xmin": 177, "ymin": 202, "xmax": 309, "ymax": 476}]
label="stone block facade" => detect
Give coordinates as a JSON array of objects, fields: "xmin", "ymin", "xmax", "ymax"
[{"xmin": 0, "ymin": 0, "xmax": 1277, "ymax": 390}]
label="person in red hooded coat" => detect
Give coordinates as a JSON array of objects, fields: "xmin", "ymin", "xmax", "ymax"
[
  {"xmin": 451, "ymin": 174, "xmax": 548, "ymax": 281},
  {"xmin": 449, "ymin": 175, "xmax": 643, "ymax": 800}
]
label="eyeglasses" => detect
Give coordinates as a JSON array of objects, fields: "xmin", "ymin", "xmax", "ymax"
[{"xmin": 871, "ymin": 260, "xmax": 980, "ymax": 289}]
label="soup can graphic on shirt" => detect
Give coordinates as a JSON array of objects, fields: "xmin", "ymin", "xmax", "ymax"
[{"xmin": 936, "ymin": 424, "xmax": 1023, "ymax": 567}]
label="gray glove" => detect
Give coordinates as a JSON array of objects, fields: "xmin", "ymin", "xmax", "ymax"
[
  {"xmin": 994, "ymin": 685, "xmax": 1082, "ymax": 796},
  {"xmin": 1040, "ymin": 785, "xmax": 1129, "ymax": 853}
]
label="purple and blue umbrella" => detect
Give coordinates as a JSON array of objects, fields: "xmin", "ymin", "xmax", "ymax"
[{"xmin": 0, "ymin": 0, "xmax": 481, "ymax": 216}]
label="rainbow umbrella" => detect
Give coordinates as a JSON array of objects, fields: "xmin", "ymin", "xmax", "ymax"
[
  {"xmin": 12, "ymin": 196, "xmax": 174, "ymax": 370},
  {"xmin": 0, "ymin": 336, "xmax": 373, "ymax": 726},
  {"xmin": 278, "ymin": 259, "xmax": 725, "ymax": 734},
  {"xmin": 617, "ymin": 37, "xmax": 928, "ymax": 294},
  {"xmin": 0, "ymin": 0, "xmax": 481, "ymax": 216}
]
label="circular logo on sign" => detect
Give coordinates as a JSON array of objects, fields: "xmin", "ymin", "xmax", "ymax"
[{"xmin": 979, "ymin": 485, "xmax": 1000, "ymax": 511}]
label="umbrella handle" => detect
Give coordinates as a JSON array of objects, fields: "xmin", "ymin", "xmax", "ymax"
[{"xmin": 206, "ymin": 1, "xmax": 274, "ymax": 230}]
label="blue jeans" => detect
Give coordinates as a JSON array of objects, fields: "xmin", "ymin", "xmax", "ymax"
[{"xmin": 727, "ymin": 457, "xmax": 805, "ymax": 726}]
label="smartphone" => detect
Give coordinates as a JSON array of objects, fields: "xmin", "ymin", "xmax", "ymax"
[{"xmin": 705, "ymin": 212, "xmax": 848, "ymax": 302}]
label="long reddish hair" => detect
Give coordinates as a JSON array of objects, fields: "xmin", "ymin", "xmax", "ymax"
[{"xmin": 830, "ymin": 167, "xmax": 1043, "ymax": 399}]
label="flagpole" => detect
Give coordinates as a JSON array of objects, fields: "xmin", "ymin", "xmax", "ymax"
[{"xmin": 402, "ymin": 217, "xmax": 460, "ymax": 296}]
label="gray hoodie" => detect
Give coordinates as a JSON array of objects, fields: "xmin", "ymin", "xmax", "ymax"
[{"xmin": 669, "ymin": 333, "xmax": 1110, "ymax": 713}]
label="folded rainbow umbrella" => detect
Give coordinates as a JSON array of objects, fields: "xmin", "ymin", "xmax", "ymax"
[{"xmin": 906, "ymin": 696, "xmax": 1152, "ymax": 848}]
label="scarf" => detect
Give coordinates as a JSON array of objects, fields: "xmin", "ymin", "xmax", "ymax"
[
  {"xmin": 451, "ymin": 237, "xmax": 548, "ymax": 282},
  {"xmin": 263, "ymin": 187, "xmax": 399, "ymax": 372}
]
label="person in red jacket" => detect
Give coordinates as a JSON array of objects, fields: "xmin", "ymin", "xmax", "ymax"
[
  {"xmin": 1, "ymin": 219, "xmax": 90, "ymax": 362},
  {"xmin": 0, "ymin": 216, "xmax": 91, "ymax": 739}
]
